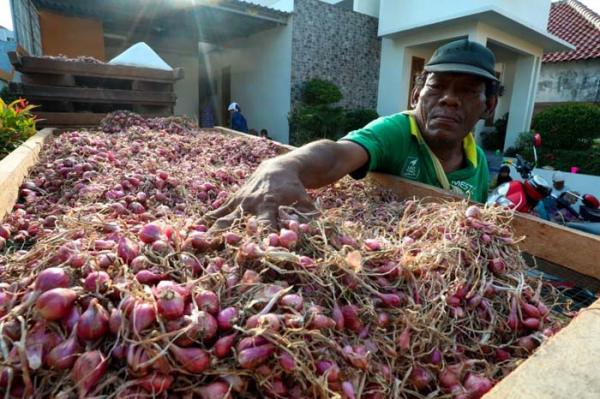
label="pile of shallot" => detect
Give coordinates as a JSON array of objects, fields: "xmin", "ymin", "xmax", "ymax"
[
  {"xmin": 41, "ymin": 54, "xmax": 104, "ymax": 64},
  {"xmin": 0, "ymin": 124, "xmax": 572, "ymax": 398},
  {"xmin": 99, "ymin": 111, "xmax": 199, "ymax": 134}
]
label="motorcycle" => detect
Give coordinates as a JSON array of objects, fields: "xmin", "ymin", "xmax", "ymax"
[
  {"xmin": 487, "ymin": 133, "xmax": 552, "ymax": 214},
  {"xmin": 552, "ymin": 191, "xmax": 600, "ymax": 235},
  {"xmin": 487, "ymin": 134, "xmax": 597, "ymax": 305}
]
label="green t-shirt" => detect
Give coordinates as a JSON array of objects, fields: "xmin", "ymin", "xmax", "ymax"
[{"xmin": 340, "ymin": 112, "xmax": 489, "ymax": 202}]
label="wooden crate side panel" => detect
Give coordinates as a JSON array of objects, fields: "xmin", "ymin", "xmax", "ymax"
[
  {"xmin": 10, "ymin": 52, "xmax": 183, "ymax": 83},
  {"xmin": 369, "ymin": 173, "xmax": 600, "ymax": 281},
  {"xmin": 485, "ymin": 299, "xmax": 600, "ymax": 398},
  {"xmin": 33, "ymin": 112, "xmax": 106, "ymax": 127},
  {"xmin": 0, "ymin": 129, "xmax": 53, "ymax": 220},
  {"xmin": 215, "ymin": 126, "xmax": 295, "ymax": 151},
  {"xmin": 10, "ymin": 83, "xmax": 176, "ymax": 105}
]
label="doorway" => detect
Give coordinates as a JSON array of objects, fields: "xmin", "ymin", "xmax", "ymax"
[{"xmin": 221, "ymin": 66, "xmax": 231, "ymax": 127}]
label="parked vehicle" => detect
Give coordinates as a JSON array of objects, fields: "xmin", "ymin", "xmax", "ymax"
[
  {"xmin": 552, "ymin": 191, "xmax": 600, "ymax": 235},
  {"xmin": 487, "ymin": 133, "xmax": 552, "ymax": 214}
]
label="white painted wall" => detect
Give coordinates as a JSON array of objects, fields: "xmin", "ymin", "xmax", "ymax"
[
  {"xmin": 207, "ymin": 23, "xmax": 293, "ymax": 143},
  {"xmin": 378, "ymin": 0, "xmax": 551, "ymax": 36},
  {"xmin": 160, "ymin": 53, "xmax": 199, "ymax": 119}
]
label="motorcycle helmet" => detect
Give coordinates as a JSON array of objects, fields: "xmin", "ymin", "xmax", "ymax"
[{"xmin": 523, "ymin": 175, "xmax": 552, "ymax": 203}]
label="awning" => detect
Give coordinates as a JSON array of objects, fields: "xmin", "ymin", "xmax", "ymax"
[
  {"xmin": 379, "ymin": 6, "xmax": 574, "ymax": 53},
  {"xmin": 32, "ymin": 0, "xmax": 290, "ymax": 46}
]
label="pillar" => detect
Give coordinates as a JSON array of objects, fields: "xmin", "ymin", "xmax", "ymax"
[
  {"xmin": 377, "ymin": 38, "xmax": 411, "ymax": 116},
  {"xmin": 505, "ymin": 54, "xmax": 541, "ymax": 149}
]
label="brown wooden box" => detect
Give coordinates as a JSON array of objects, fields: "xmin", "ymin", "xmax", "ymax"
[{"xmin": 1, "ymin": 127, "xmax": 599, "ymax": 398}]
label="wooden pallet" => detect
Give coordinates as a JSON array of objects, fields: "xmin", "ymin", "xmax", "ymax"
[{"xmin": 8, "ymin": 52, "xmax": 183, "ymax": 127}]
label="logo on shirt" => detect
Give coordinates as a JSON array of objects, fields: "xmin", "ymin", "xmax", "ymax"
[
  {"xmin": 402, "ymin": 157, "xmax": 420, "ymax": 179},
  {"xmin": 450, "ymin": 180, "xmax": 475, "ymax": 197}
]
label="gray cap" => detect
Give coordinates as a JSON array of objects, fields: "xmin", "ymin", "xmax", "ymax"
[{"xmin": 425, "ymin": 39, "xmax": 499, "ymax": 82}]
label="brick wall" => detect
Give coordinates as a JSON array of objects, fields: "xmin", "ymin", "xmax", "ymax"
[{"xmin": 291, "ymin": 0, "xmax": 381, "ymax": 110}]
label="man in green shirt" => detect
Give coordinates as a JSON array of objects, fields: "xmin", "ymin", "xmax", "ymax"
[{"xmin": 208, "ymin": 39, "xmax": 499, "ymax": 229}]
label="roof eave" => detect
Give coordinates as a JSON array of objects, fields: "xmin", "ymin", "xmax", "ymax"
[{"xmin": 379, "ymin": 6, "xmax": 575, "ymax": 53}]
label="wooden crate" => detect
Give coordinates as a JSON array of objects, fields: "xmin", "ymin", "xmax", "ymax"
[
  {"xmin": 214, "ymin": 126, "xmax": 600, "ymax": 398},
  {"xmin": 1, "ymin": 126, "xmax": 599, "ymax": 398},
  {"xmin": 8, "ymin": 52, "xmax": 183, "ymax": 127}
]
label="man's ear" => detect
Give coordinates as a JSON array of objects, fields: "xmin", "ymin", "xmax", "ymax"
[
  {"xmin": 410, "ymin": 88, "xmax": 420, "ymax": 109},
  {"xmin": 481, "ymin": 95, "xmax": 498, "ymax": 119}
]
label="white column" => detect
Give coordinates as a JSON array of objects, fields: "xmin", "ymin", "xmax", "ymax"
[
  {"xmin": 468, "ymin": 27, "xmax": 489, "ymax": 140},
  {"xmin": 505, "ymin": 54, "xmax": 540, "ymax": 149},
  {"xmin": 468, "ymin": 26, "xmax": 487, "ymax": 45},
  {"xmin": 377, "ymin": 38, "xmax": 411, "ymax": 116}
]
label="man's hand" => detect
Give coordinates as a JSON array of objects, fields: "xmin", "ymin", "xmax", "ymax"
[
  {"xmin": 205, "ymin": 140, "xmax": 368, "ymax": 233},
  {"xmin": 205, "ymin": 160, "xmax": 316, "ymax": 232}
]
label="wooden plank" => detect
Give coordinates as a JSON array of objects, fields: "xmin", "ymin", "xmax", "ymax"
[
  {"xmin": 0, "ymin": 129, "xmax": 54, "ymax": 220},
  {"xmin": 485, "ymin": 299, "xmax": 600, "ymax": 399},
  {"xmin": 34, "ymin": 112, "xmax": 106, "ymax": 127},
  {"xmin": 10, "ymin": 52, "xmax": 184, "ymax": 83},
  {"xmin": 9, "ymin": 83, "xmax": 176, "ymax": 105},
  {"xmin": 215, "ymin": 126, "xmax": 295, "ymax": 151},
  {"xmin": 22, "ymin": 72, "xmax": 75, "ymax": 87},
  {"xmin": 369, "ymin": 173, "xmax": 600, "ymax": 281}
]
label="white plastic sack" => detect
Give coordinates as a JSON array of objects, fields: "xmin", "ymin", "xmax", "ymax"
[{"xmin": 108, "ymin": 42, "xmax": 173, "ymax": 71}]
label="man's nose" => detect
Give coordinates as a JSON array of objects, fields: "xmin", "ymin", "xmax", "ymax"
[{"xmin": 438, "ymin": 88, "xmax": 461, "ymax": 107}]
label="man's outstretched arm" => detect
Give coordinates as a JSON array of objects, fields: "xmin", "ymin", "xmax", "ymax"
[{"xmin": 206, "ymin": 139, "xmax": 368, "ymax": 231}]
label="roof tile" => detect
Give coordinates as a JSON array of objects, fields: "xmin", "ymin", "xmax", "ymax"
[{"xmin": 544, "ymin": 0, "xmax": 600, "ymax": 62}]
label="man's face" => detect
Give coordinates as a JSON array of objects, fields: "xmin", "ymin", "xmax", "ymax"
[{"xmin": 412, "ymin": 72, "xmax": 496, "ymax": 146}]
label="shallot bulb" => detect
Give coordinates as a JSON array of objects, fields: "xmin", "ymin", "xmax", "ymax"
[
  {"xmin": 35, "ymin": 267, "xmax": 70, "ymax": 292},
  {"xmin": 72, "ymin": 350, "xmax": 107, "ymax": 397},
  {"xmin": 131, "ymin": 302, "xmax": 156, "ymax": 334},
  {"xmin": 36, "ymin": 288, "xmax": 77, "ymax": 320},
  {"xmin": 46, "ymin": 333, "xmax": 80, "ymax": 369},
  {"xmin": 169, "ymin": 345, "xmax": 210, "ymax": 373},
  {"xmin": 77, "ymin": 298, "xmax": 109, "ymax": 341}
]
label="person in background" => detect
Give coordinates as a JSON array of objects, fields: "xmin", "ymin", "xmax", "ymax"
[
  {"xmin": 228, "ymin": 102, "xmax": 248, "ymax": 133},
  {"xmin": 259, "ymin": 129, "xmax": 271, "ymax": 140},
  {"xmin": 539, "ymin": 171, "xmax": 575, "ymax": 222},
  {"xmin": 551, "ymin": 172, "xmax": 568, "ymax": 197},
  {"xmin": 495, "ymin": 165, "xmax": 512, "ymax": 187},
  {"xmin": 249, "ymin": 129, "xmax": 258, "ymax": 136}
]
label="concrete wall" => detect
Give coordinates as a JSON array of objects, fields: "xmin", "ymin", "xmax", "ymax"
[
  {"xmin": 38, "ymin": 11, "xmax": 105, "ymax": 60},
  {"xmin": 378, "ymin": 0, "xmax": 551, "ymax": 36},
  {"xmin": 536, "ymin": 59, "xmax": 600, "ymax": 104},
  {"xmin": 207, "ymin": 23, "xmax": 293, "ymax": 143},
  {"xmin": 291, "ymin": 0, "xmax": 381, "ymax": 110}
]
